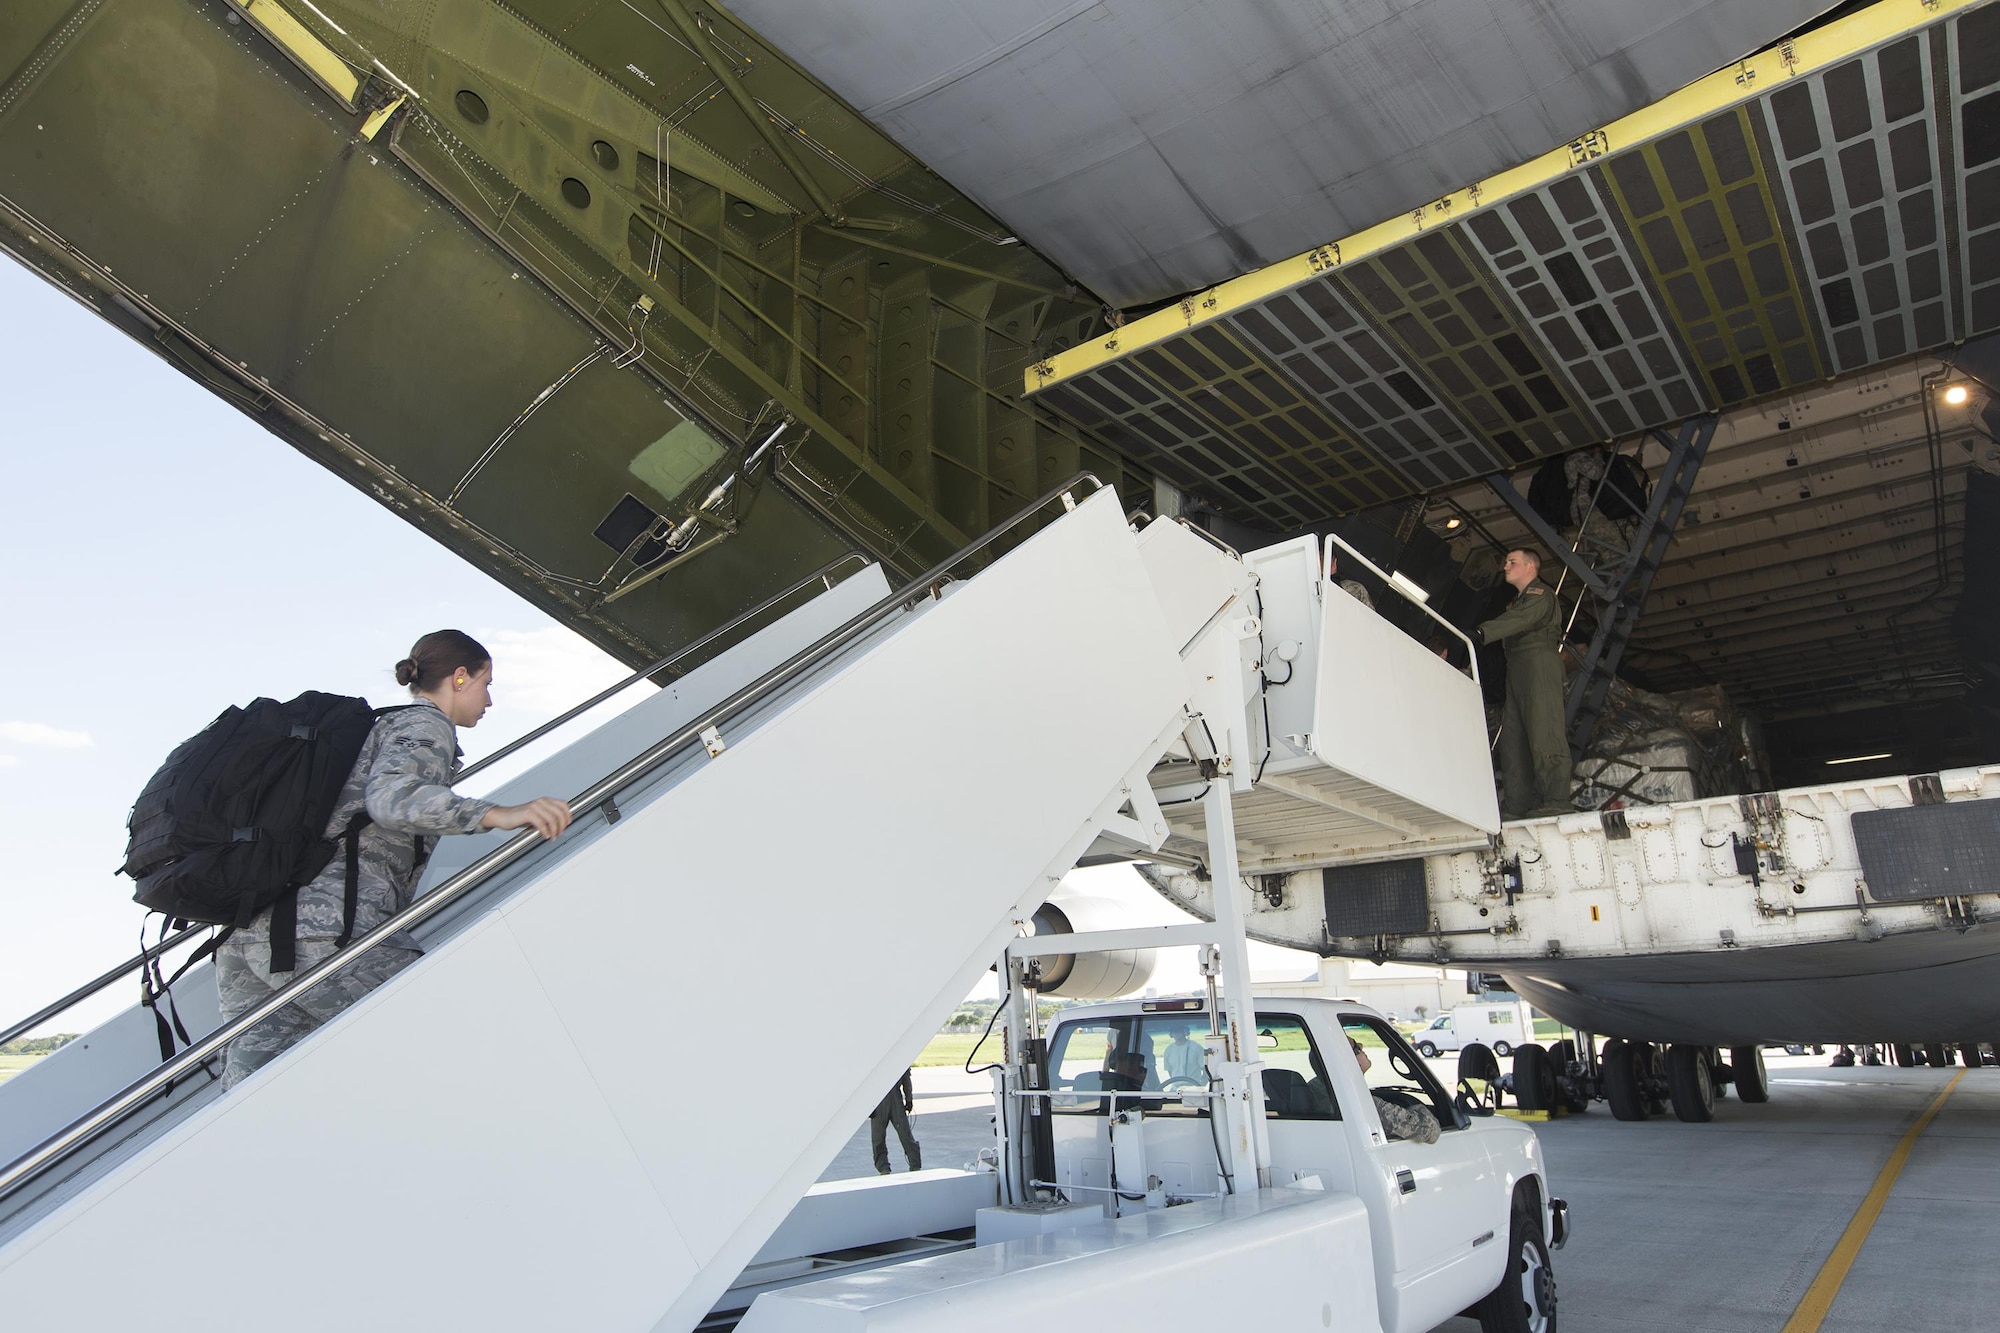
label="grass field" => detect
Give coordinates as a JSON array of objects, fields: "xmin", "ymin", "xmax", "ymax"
[
  {"xmin": 0, "ymin": 1053, "xmax": 42, "ymax": 1086},
  {"xmin": 915, "ymin": 1032, "xmax": 1003, "ymax": 1068}
]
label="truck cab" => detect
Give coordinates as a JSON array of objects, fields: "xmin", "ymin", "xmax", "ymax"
[{"xmin": 1043, "ymin": 996, "xmax": 1564, "ymax": 1333}]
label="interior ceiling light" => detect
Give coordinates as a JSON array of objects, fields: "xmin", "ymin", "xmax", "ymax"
[
  {"xmin": 1388, "ymin": 570, "xmax": 1431, "ymax": 604},
  {"xmin": 1825, "ymin": 752, "xmax": 1893, "ymax": 765},
  {"xmin": 1444, "ymin": 516, "xmax": 1462, "ymax": 530},
  {"xmin": 1944, "ymin": 383, "xmax": 1971, "ymax": 406}
]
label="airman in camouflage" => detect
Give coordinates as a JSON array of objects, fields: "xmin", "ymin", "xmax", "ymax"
[
  {"xmin": 216, "ymin": 700, "xmax": 494, "ymax": 1087},
  {"xmin": 1351, "ymin": 1039, "xmax": 1441, "ymax": 1144},
  {"xmin": 1373, "ymin": 1091, "xmax": 1442, "ymax": 1144},
  {"xmin": 1476, "ymin": 548, "xmax": 1573, "ymax": 819}
]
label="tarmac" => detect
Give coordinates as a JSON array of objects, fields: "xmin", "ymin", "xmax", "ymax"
[{"xmin": 820, "ymin": 1055, "xmax": 2000, "ymax": 1332}]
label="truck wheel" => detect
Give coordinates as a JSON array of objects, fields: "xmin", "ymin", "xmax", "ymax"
[
  {"xmin": 1924, "ymin": 1043, "xmax": 1948, "ymax": 1067},
  {"xmin": 1730, "ymin": 1046, "xmax": 1769, "ymax": 1102},
  {"xmin": 1513, "ymin": 1044, "xmax": 1555, "ymax": 1112},
  {"xmin": 1418, "ymin": 1040, "xmax": 1439, "ymax": 1058},
  {"xmin": 1493, "ymin": 1040, "xmax": 1514, "ymax": 1057},
  {"xmin": 1962, "ymin": 1042, "xmax": 1985, "ymax": 1069},
  {"xmin": 1667, "ymin": 1044, "xmax": 1715, "ymax": 1122},
  {"xmin": 1891, "ymin": 1044, "xmax": 1915, "ymax": 1068},
  {"xmin": 1475, "ymin": 1201, "xmax": 1558, "ymax": 1333},
  {"xmin": 1603, "ymin": 1041, "xmax": 1648, "ymax": 1121}
]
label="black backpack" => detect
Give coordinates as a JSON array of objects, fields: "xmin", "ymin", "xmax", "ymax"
[{"xmin": 120, "ymin": 693, "xmax": 411, "ymax": 982}]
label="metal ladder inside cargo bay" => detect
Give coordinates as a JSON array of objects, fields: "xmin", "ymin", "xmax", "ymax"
[{"xmin": 0, "ymin": 476, "xmax": 1203, "ymax": 1333}]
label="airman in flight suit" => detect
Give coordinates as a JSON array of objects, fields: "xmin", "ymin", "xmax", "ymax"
[{"xmin": 1475, "ymin": 549, "xmax": 1572, "ymax": 819}]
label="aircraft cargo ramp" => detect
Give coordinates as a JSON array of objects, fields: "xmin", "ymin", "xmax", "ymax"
[
  {"xmin": 0, "ymin": 485, "xmax": 1207, "ymax": 1332},
  {"xmin": 1147, "ymin": 767, "xmax": 2000, "ymax": 1047}
]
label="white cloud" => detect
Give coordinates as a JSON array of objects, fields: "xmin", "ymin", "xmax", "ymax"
[
  {"xmin": 0, "ymin": 754, "xmax": 20, "ymax": 768},
  {"xmin": 0, "ymin": 721, "xmax": 93, "ymax": 750},
  {"xmin": 475, "ymin": 627, "xmax": 633, "ymax": 719}
]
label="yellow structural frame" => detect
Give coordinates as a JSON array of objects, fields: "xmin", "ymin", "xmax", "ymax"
[
  {"xmin": 1026, "ymin": 0, "xmax": 1989, "ymax": 394},
  {"xmin": 238, "ymin": 0, "xmax": 362, "ymax": 108}
]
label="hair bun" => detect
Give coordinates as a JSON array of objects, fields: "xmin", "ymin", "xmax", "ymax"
[{"xmin": 393, "ymin": 658, "xmax": 420, "ymax": 687}]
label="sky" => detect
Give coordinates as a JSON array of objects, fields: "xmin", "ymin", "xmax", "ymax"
[{"xmin": 0, "ymin": 256, "xmax": 1320, "ymax": 1037}]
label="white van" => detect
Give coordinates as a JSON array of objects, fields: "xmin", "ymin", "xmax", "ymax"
[{"xmin": 1412, "ymin": 1000, "xmax": 1534, "ymax": 1057}]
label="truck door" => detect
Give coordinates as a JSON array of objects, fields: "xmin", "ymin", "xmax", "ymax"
[{"xmin": 1338, "ymin": 1015, "xmax": 1496, "ymax": 1333}]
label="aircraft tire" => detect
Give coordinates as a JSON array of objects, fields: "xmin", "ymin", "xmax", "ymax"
[
  {"xmin": 1730, "ymin": 1046, "xmax": 1769, "ymax": 1103},
  {"xmin": 1962, "ymin": 1042, "xmax": 1984, "ymax": 1069},
  {"xmin": 1891, "ymin": 1043, "xmax": 1915, "ymax": 1067},
  {"xmin": 1666, "ymin": 1044, "xmax": 1715, "ymax": 1122},
  {"xmin": 1603, "ymin": 1041, "xmax": 1647, "ymax": 1121},
  {"xmin": 1924, "ymin": 1043, "xmax": 1949, "ymax": 1067},
  {"xmin": 1513, "ymin": 1044, "xmax": 1555, "ymax": 1112}
]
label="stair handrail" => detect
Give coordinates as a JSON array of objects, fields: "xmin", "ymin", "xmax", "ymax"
[
  {"xmin": 0, "ymin": 927, "xmax": 203, "ymax": 1052},
  {"xmin": 1321, "ymin": 532, "xmax": 1481, "ymax": 686},
  {"xmin": 0, "ymin": 551, "xmax": 873, "ymax": 1054},
  {"xmin": 0, "ymin": 475, "xmax": 1105, "ymax": 1205}
]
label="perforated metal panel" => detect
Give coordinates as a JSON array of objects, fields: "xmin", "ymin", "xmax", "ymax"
[
  {"xmin": 1338, "ymin": 230, "xmax": 1600, "ymax": 459},
  {"xmin": 1600, "ymin": 108, "xmax": 1829, "ymax": 406},
  {"xmin": 1762, "ymin": 33, "xmax": 1953, "ymax": 370},
  {"xmin": 1025, "ymin": 3, "xmax": 1998, "ymax": 529},
  {"xmin": 1460, "ymin": 177, "xmax": 1706, "ymax": 438},
  {"xmin": 1853, "ymin": 800, "xmax": 2000, "ymax": 900},
  {"xmin": 1031, "ymin": 327, "xmax": 1393, "ymax": 530},
  {"xmin": 1322, "ymin": 859, "xmax": 1430, "ymax": 938},
  {"xmin": 1952, "ymin": 7, "xmax": 2000, "ymax": 332},
  {"xmin": 1223, "ymin": 279, "xmax": 1505, "ymax": 494}
]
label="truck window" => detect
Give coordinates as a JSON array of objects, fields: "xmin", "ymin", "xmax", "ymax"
[
  {"xmin": 1044, "ymin": 1013, "xmax": 1336, "ymax": 1119},
  {"xmin": 1339, "ymin": 1015, "xmax": 1456, "ymax": 1129},
  {"xmin": 1252, "ymin": 1014, "xmax": 1339, "ymax": 1120}
]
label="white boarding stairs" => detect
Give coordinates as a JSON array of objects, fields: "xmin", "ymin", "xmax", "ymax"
[
  {"xmin": 0, "ymin": 485, "xmax": 1236, "ymax": 1332},
  {"xmin": 1140, "ymin": 529, "xmax": 1500, "ymax": 873}
]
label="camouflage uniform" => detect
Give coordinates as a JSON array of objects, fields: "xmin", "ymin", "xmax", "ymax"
[
  {"xmin": 1373, "ymin": 1093, "xmax": 1442, "ymax": 1144},
  {"xmin": 869, "ymin": 1068, "xmax": 922, "ymax": 1173},
  {"xmin": 1477, "ymin": 578, "xmax": 1572, "ymax": 818},
  {"xmin": 216, "ymin": 701, "xmax": 494, "ymax": 1088}
]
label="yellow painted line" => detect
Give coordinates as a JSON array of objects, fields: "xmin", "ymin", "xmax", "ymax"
[
  {"xmin": 1778, "ymin": 1069, "xmax": 1966, "ymax": 1333},
  {"xmin": 239, "ymin": 0, "xmax": 362, "ymax": 107},
  {"xmin": 1026, "ymin": 0, "xmax": 1991, "ymax": 394}
]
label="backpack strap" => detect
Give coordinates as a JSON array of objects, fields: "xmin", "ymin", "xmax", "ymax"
[
  {"xmin": 268, "ymin": 888, "xmax": 298, "ymax": 973},
  {"xmin": 332, "ymin": 812, "xmax": 371, "ymax": 949},
  {"xmin": 139, "ymin": 917, "xmax": 230, "ymax": 1063}
]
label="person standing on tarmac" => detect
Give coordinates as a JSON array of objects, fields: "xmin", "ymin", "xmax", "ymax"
[
  {"xmin": 870, "ymin": 1068, "xmax": 922, "ymax": 1173},
  {"xmin": 1474, "ymin": 549, "xmax": 1573, "ymax": 819},
  {"xmin": 215, "ymin": 630, "xmax": 574, "ymax": 1088}
]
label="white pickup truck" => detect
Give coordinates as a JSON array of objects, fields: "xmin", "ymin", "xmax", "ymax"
[{"xmin": 1039, "ymin": 996, "xmax": 1567, "ymax": 1333}]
